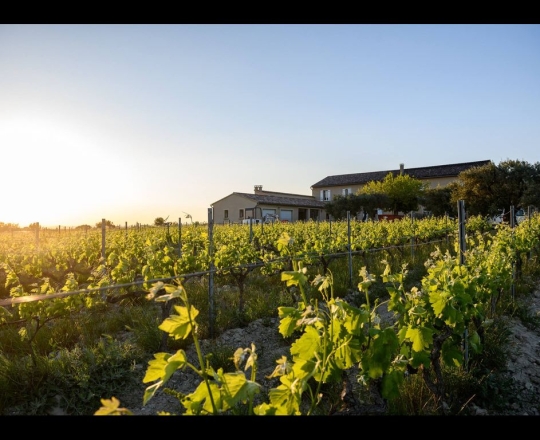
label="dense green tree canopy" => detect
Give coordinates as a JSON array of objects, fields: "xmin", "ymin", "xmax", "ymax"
[
  {"xmin": 450, "ymin": 159, "xmax": 540, "ymax": 216},
  {"xmin": 325, "ymin": 159, "xmax": 539, "ymax": 221},
  {"xmin": 95, "ymin": 220, "xmax": 116, "ymax": 228},
  {"xmin": 324, "ymin": 193, "xmax": 390, "ymax": 220},
  {"xmin": 323, "ymin": 194, "xmax": 362, "ymax": 220},
  {"xmin": 420, "ymin": 186, "xmax": 455, "ymax": 217},
  {"xmin": 357, "ymin": 193, "xmax": 390, "ymax": 219},
  {"xmin": 75, "ymin": 224, "xmax": 92, "ymax": 230},
  {"xmin": 360, "ymin": 173, "xmax": 429, "ymax": 215}
]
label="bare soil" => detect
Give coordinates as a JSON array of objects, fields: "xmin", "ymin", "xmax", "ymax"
[{"xmin": 110, "ymin": 288, "xmax": 540, "ymax": 416}]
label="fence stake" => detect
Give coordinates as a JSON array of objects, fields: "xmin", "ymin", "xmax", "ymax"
[
  {"xmin": 445, "ymin": 212, "xmax": 449, "ymax": 246},
  {"xmin": 208, "ymin": 208, "xmax": 215, "ymax": 339},
  {"xmin": 457, "ymin": 200, "xmax": 469, "ymax": 371},
  {"xmin": 510, "ymin": 205, "xmax": 516, "ymax": 302},
  {"xmin": 35, "ymin": 222, "xmax": 39, "ymax": 251},
  {"xmin": 178, "ymin": 217, "xmax": 182, "ymax": 257},
  {"xmin": 101, "ymin": 218, "xmax": 106, "ymax": 261},
  {"xmin": 410, "ymin": 211, "xmax": 415, "ymax": 262},
  {"xmin": 347, "ymin": 211, "xmax": 352, "ymax": 288}
]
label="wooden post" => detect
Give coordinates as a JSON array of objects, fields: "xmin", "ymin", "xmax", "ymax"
[
  {"xmin": 178, "ymin": 217, "xmax": 182, "ymax": 257},
  {"xmin": 457, "ymin": 201, "xmax": 466, "ymax": 265},
  {"xmin": 510, "ymin": 206, "xmax": 516, "ymax": 301},
  {"xmin": 35, "ymin": 222, "xmax": 39, "ymax": 251},
  {"xmin": 101, "ymin": 218, "xmax": 106, "ymax": 261},
  {"xmin": 208, "ymin": 208, "xmax": 215, "ymax": 339},
  {"xmin": 410, "ymin": 211, "xmax": 415, "ymax": 262},
  {"xmin": 347, "ymin": 211, "xmax": 352, "ymax": 288},
  {"xmin": 457, "ymin": 200, "xmax": 468, "ymax": 370},
  {"xmin": 445, "ymin": 212, "xmax": 449, "ymax": 246}
]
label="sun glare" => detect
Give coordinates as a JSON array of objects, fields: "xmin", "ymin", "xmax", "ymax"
[{"xmin": 0, "ymin": 117, "xmax": 128, "ymax": 227}]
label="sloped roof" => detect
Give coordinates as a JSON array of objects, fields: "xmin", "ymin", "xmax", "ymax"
[
  {"xmin": 311, "ymin": 160, "xmax": 491, "ymax": 188},
  {"xmin": 232, "ymin": 192, "xmax": 326, "ymax": 208}
]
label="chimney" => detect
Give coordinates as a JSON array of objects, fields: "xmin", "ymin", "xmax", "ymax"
[
  {"xmin": 399, "ymin": 163, "xmax": 404, "ymax": 175},
  {"xmin": 254, "ymin": 185, "xmax": 263, "ymax": 193}
]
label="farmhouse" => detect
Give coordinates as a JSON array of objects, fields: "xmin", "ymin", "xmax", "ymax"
[
  {"xmin": 211, "ymin": 160, "xmax": 491, "ymax": 223},
  {"xmin": 211, "ymin": 186, "xmax": 326, "ymax": 225},
  {"xmin": 311, "ymin": 160, "xmax": 491, "ymax": 203}
]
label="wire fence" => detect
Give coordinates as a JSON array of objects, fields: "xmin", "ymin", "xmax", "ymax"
[{"xmin": 2, "ymin": 205, "xmax": 535, "ymax": 338}]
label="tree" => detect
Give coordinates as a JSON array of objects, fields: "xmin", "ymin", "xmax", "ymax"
[
  {"xmin": 521, "ymin": 165, "xmax": 540, "ymax": 209},
  {"xmin": 0, "ymin": 222, "xmax": 19, "ymax": 232},
  {"xmin": 359, "ymin": 173, "xmax": 429, "ymax": 215},
  {"xmin": 324, "ymin": 192, "xmax": 391, "ymax": 221},
  {"xmin": 154, "ymin": 217, "xmax": 165, "ymax": 226},
  {"xmin": 450, "ymin": 159, "xmax": 540, "ymax": 217},
  {"xmin": 95, "ymin": 220, "xmax": 116, "ymax": 228},
  {"xmin": 496, "ymin": 159, "xmax": 540, "ymax": 211},
  {"xmin": 75, "ymin": 224, "xmax": 92, "ymax": 230},
  {"xmin": 324, "ymin": 194, "xmax": 363, "ymax": 220},
  {"xmin": 450, "ymin": 162, "xmax": 497, "ymax": 216},
  {"xmin": 356, "ymin": 193, "xmax": 390, "ymax": 220},
  {"xmin": 420, "ymin": 186, "xmax": 455, "ymax": 217}
]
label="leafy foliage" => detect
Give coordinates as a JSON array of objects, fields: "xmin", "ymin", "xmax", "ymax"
[
  {"xmin": 450, "ymin": 159, "xmax": 540, "ymax": 216},
  {"xmin": 360, "ymin": 173, "xmax": 429, "ymax": 215},
  {"xmin": 420, "ymin": 186, "xmax": 455, "ymax": 217}
]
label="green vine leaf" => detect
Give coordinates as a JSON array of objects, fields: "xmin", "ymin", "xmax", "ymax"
[
  {"xmin": 381, "ymin": 369, "xmax": 404, "ymax": 400},
  {"xmin": 95, "ymin": 397, "xmax": 133, "ymax": 415},
  {"xmin": 441, "ymin": 339, "xmax": 463, "ymax": 367},
  {"xmin": 158, "ymin": 305, "xmax": 198, "ymax": 340},
  {"xmin": 143, "ymin": 350, "xmax": 188, "ymax": 384},
  {"xmin": 405, "ymin": 326, "xmax": 433, "ymax": 352},
  {"xmin": 277, "ymin": 306, "xmax": 301, "ymax": 337},
  {"xmin": 290, "ymin": 326, "xmax": 320, "ymax": 361},
  {"xmin": 182, "ymin": 380, "xmax": 221, "ymax": 415}
]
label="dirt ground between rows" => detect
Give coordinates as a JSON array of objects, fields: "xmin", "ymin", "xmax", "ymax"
[{"xmin": 107, "ymin": 287, "xmax": 540, "ymax": 417}]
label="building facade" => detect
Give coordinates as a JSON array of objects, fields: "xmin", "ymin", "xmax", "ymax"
[
  {"xmin": 311, "ymin": 160, "xmax": 491, "ymax": 218},
  {"xmin": 211, "ymin": 186, "xmax": 327, "ymax": 225},
  {"xmin": 211, "ymin": 160, "xmax": 491, "ymax": 224}
]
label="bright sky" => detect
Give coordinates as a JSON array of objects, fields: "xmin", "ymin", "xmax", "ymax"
[{"xmin": 1, "ymin": 24, "xmax": 539, "ymax": 228}]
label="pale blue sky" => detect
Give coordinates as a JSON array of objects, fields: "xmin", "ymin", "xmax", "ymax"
[{"xmin": 1, "ymin": 24, "xmax": 538, "ymax": 227}]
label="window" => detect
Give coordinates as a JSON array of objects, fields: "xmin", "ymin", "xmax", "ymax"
[
  {"xmin": 239, "ymin": 209, "xmax": 244, "ymax": 218},
  {"xmin": 224, "ymin": 210, "xmax": 229, "ymax": 219},
  {"xmin": 320, "ymin": 189, "xmax": 331, "ymax": 201},
  {"xmin": 342, "ymin": 188, "xmax": 352, "ymax": 196}
]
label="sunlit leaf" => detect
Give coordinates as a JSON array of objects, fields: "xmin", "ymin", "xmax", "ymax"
[
  {"xmin": 94, "ymin": 397, "xmax": 133, "ymax": 415},
  {"xmin": 405, "ymin": 326, "xmax": 433, "ymax": 352},
  {"xmin": 158, "ymin": 305, "xmax": 198, "ymax": 339},
  {"xmin": 290, "ymin": 326, "xmax": 320, "ymax": 362}
]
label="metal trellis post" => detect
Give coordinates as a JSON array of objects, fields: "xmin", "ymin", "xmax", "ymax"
[
  {"xmin": 347, "ymin": 211, "xmax": 353, "ymax": 288},
  {"xmin": 457, "ymin": 200, "xmax": 469, "ymax": 370},
  {"xmin": 101, "ymin": 218, "xmax": 106, "ymax": 261},
  {"xmin": 208, "ymin": 208, "xmax": 215, "ymax": 339}
]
